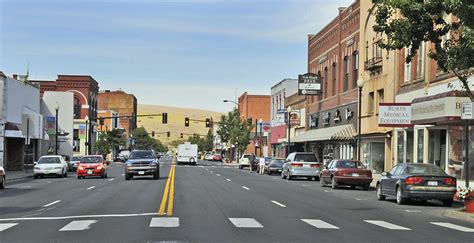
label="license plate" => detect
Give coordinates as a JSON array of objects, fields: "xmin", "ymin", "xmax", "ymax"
[
  {"xmin": 428, "ymin": 181, "xmax": 438, "ymax": 186},
  {"xmin": 87, "ymin": 170, "xmax": 93, "ymax": 175},
  {"xmin": 303, "ymin": 164, "xmax": 310, "ymax": 168},
  {"xmin": 352, "ymin": 173, "xmax": 359, "ymax": 177},
  {"xmin": 138, "ymin": 171, "xmax": 145, "ymax": 175}
]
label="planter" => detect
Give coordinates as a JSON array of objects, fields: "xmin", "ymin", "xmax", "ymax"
[{"xmin": 465, "ymin": 199, "xmax": 474, "ymax": 213}]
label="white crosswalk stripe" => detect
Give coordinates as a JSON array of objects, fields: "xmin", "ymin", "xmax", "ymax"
[
  {"xmin": 149, "ymin": 217, "xmax": 180, "ymax": 227},
  {"xmin": 59, "ymin": 220, "xmax": 97, "ymax": 231},
  {"xmin": 364, "ymin": 220, "xmax": 411, "ymax": 230},
  {"xmin": 430, "ymin": 222, "xmax": 474, "ymax": 233},
  {"xmin": 0, "ymin": 223, "xmax": 18, "ymax": 232},
  {"xmin": 301, "ymin": 219, "xmax": 339, "ymax": 229},
  {"xmin": 229, "ymin": 218, "xmax": 263, "ymax": 228}
]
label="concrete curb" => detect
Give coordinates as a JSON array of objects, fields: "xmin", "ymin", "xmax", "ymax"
[
  {"xmin": 7, "ymin": 174, "xmax": 34, "ymax": 183},
  {"xmin": 443, "ymin": 208, "xmax": 474, "ymax": 223}
]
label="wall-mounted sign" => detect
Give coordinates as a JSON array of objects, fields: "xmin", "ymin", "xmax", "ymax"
[
  {"xmin": 322, "ymin": 112, "xmax": 330, "ymax": 125},
  {"xmin": 257, "ymin": 122, "xmax": 272, "ymax": 133},
  {"xmin": 298, "ymin": 73, "xmax": 322, "ymax": 95},
  {"xmin": 277, "ymin": 109, "xmax": 286, "ymax": 114},
  {"xmin": 334, "ymin": 110, "xmax": 341, "ymax": 122},
  {"xmin": 379, "ymin": 103, "xmax": 413, "ymax": 127},
  {"xmin": 345, "ymin": 108, "xmax": 353, "ymax": 120},
  {"xmin": 461, "ymin": 102, "xmax": 474, "ymax": 120},
  {"xmin": 310, "ymin": 114, "xmax": 318, "ymax": 128},
  {"xmin": 289, "ymin": 113, "xmax": 300, "ymax": 126}
]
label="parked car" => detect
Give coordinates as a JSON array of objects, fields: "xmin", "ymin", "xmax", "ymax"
[
  {"xmin": 0, "ymin": 166, "xmax": 5, "ymax": 189},
  {"xmin": 125, "ymin": 150, "xmax": 160, "ymax": 180},
  {"xmin": 320, "ymin": 160, "xmax": 372, "ymax": 190},
  {"xmin": 205, "ymin": 152, "xmax": 214, "ymax": 161},
  {"xmin": 77, "ymin": 155, "xmax": 109, "ymax": 179},
  {"xmin": 212, "ymin": 154, "xmax": 223, "ymax": 161},
  {"xmin": 114, "ymin": 150, "xmax": 130, "ymax": 162},
  {"xmin": 239, "ymin": 154, "xmax": 254, "ymax": 169},
  {"xmin": 376, "ymin": 163, "xmax": 457, "ymax": 206},
  {"xmin": 34, "ymin": 155, "xmax": 69, "ymax": 178},
  {"xmin": 281, "ymin": 152, "xmax": 321, "ymax": 180},
  {"xmin": 68, "ymin": 156, "xmax": 83, "ymax": 171},
  {"xmin": 265, "ymin": 159, "xmax": 284, "ymax": 175}
]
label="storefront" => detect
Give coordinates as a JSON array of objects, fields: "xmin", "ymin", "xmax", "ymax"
[
  {"xmin": 270, "ymin": 124, "xmax": 287, "ymax": 158},
  {"xmin": 393, "ymin": 91, "xmax": 474, "ymax": 179}
]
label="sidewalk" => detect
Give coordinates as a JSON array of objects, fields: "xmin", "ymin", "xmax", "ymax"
[{"xmin": 6, "ymin": 169, "xmax": 34, "ymax": 182}]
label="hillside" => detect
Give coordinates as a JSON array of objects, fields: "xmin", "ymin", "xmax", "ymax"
[{"xmin": 137, "ymin": 104, "xmax": 223, "ymax": 145}]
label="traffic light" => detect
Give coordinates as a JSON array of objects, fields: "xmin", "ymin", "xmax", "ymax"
[
  {"xmin": 167, "ymin": 131, "xmax": 170, "ymax": 137},
  {"xmin": 185, "ymin": 117, "xmax": 190, "ymax": 127},
  {"xmin": 99, "ymin": 118, "xmax": 104, "ymax": 126},
  {"xmin": 205, "ymin": 118, "xmax": 211, "ymax": 128},
  {"xmin": 151, "ymin": 131, "xmax": 155, "ymax": 137},
  {"xmin": 162, "ymin": 113, "xmax": 168, "ymax": 124},
  {"xmin": 180, "ymin": 133, "xmax": 183, "ymax": 138},
  {"xmin": 247, "ymin": 118, "xmax": 253, "ymax": 125}
]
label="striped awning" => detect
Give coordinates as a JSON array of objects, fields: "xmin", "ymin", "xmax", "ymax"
[{"xmin": 291, "ymin": 124, "xmax": 356, "ymax": 143}]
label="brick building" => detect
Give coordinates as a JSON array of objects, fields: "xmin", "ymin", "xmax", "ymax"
[
  {"xmin": 31, "ymin": 75, "xmax": 99, "ymax": 155},
  {"xmin": 238, "ymin": 92, "xmax": 271, "ymax": 156},
  {"xmin": 98, "ymin": 90, "xmax": 137, "ymax": 137}
]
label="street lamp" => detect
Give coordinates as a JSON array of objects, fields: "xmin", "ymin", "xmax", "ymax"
[
  {"xmin": 55, "ymin": 102, "xmax": 60, "ymax": 155},
  {"xmin": 287, "ymin": 106, "xmax": 293, "ymax": 157},
  {"xmin": 223, "ymin": 99, "xmax": 240, "ymax": 113},
  {"xmin": 357, "ymin": 76, "xmax": 365, "ymax": 161},
  {"xmin": 259, "ymin": 118, "xmax": 263, "ymax": 157}
]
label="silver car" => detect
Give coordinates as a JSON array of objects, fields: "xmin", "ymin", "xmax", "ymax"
[{"xmin": 281, "ymin": 152, "xmax": 321, "ymax": 180}]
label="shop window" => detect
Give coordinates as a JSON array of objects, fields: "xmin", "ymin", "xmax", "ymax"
[
  {"xmin": 352, "ymin": 51, "xmax": 359, "ymax": 88},
  {"xmin": 332, "ymin": 62, "xmax": 337, "ymax": 96},
  {"xmin": 343, "ymin": 56, "xmax": 349, "ymax": 92},
  {"xmin": 406, "ymin": 131, "xmax": 414, "ymax": 163},
  {"xmin": 428, "ymin": 130, "xmax": 446, "ymax": 170},
  {"xmin": 417, "ymin": 129, "xmax": 424, "ymax": 163},
  {"xmin": 368, "ymin": 92, "xmax": 374, "ymax": 114}
]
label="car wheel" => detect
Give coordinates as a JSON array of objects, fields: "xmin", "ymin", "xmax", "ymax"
[
  {"xmin": 287, "ymin": 172, "xmax": 292, "ymax": 180},
  {"xmin": 239, "ymin": 165, "xmax": 242, "ymax": 170},
  {"xmin": 350, "ymin": 185, "xmax": 356, "ymax": 189},
  {"xmin": 442, "ymin": 199, "xmax": 453, "ymax": 207},
  {"xmin": 376, "ymin": 184, "xmax": 385, "ymax": 200},
  {"xmin": 125, "ymin": 173, "xmax": 132, "ymax": 180},
  {"xmin": 153, "ymin": 170, "xmax": 159, "ymax": 180},
  {"xmin": 34, "ymin": 174, "xmax": 38, "ymax": 179},
  {"xmin": 331, "ymin": 177, "xmax": 338, "ymax": 189},
  {"xmin": 420, "ymin": 200, "xmax": 427, "ymax": 205},
  {"xmin": 64, "ymin": 171, "xmax": 68, "ymax": 178},
  {"xmin": 363, "ymin": 184, "xmax": 370, "ymax": 191},
  {"xmin": 396, "ymin": 186, "xmax": 407, "ymax": 205},
  {"xmin": 77, "ymin": 176, "xmax": 81, "ymax": 179},
  {"xmin": 281, "ymin": 171, "xmax": 286, "ymax": 179},
  {"xmin": 320, "ymin": 175, "xmax": 325, "ymax": 187},
  {"xmin": 0, "ymin": 176, "xmax": 5, "ymax": 189}
]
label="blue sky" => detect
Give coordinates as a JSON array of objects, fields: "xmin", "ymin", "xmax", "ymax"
[{"xmin": 1, "ymin": 0, "xmax": 353, "ymax": 112}]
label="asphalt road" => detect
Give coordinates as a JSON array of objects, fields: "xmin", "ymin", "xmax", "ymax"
[{"xmin": 1, "ymin": 158, "xmax": 473, "ymax": 243}]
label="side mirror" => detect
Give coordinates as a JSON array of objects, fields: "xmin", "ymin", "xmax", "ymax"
[
  {"xmin": 381, "ymin": 172, "xmax": 388, "ymax": 176},
  {"xmin": 34, "ymin": 161, "xmax": 37, "ymax": 165}
]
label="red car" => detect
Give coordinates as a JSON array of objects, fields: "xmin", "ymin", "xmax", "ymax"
[
  {"xmin": 212, "ymin": 154, "xmax": 223, "ymax": 161},
  {"xmin": 320, "ymin": 160, "xmax": 372, "ymax": 190},
  {"xmin": 77, "ymin": 155, "xmax": 109, "ymax": 179}
]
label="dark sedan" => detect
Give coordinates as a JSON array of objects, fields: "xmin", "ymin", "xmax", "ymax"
[
  {"xmin": 265, "ymin": 159, "xmax": 284, "ymax": 175},
  {"xmin": 376, "ymin": 163, "xmax": 457, "ymax": 206}
]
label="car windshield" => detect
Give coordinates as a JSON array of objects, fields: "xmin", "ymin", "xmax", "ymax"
[
  {"xmin": 406, "ymin": 164, "xmax": 447, "ymax": 175},
  {"xmin": 71, "ymin": 157, "xmax": 82, "ymax": 161},
  {"xmin": 82, "ymin": 157, "xmax": 102, "ymax": 163},
  {"xmin": 243, "ymin": 155, "xmax": 251, "ymax": 158},
  {"xmin": 294, "ymin": 154, "xmax": 317, "ymax": 162},
  {"xmin": 336, "ymin": 161, "xmax": 365, "ymax": 169},
  {"xmin": 130, "ymin": 151, "xmax": 154, "ymax": 159},
  {"xmin": 38, "ymin": 157, "xmax": 60, "ymax": 164}
]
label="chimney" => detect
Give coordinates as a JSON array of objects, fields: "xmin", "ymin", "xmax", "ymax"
[{"xmin": 12, "ymin": 74, "xmax": 18, "ymax": 80}]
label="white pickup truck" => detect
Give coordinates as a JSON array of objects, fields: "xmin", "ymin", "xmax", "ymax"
[{"xmin": 238, "ymin": 154, "xmax": 254, "ymax": 169}]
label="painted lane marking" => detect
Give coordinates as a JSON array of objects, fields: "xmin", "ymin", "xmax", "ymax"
[
  {"xmin": 226, "ymin": 179, "xmax": 231, "ymax": 182},
  {"xmin": 242, "ymin": 186, "xmax": 250, "ymax": 190},
  {"xmin": 43, "ymin": 200, "xmax": 61, "ymax": 207},
  {"xmin": 121, "ymin": 174, "xmax": 125, "ymax": 176},
  {"xmin": 271, "ymin": 200, "xmax": 286, "ymax": 208},
  {"xmin": 0, "ymin": 223, "xmax": 18, "ymax": 232},
  {"xmin": 301, "ymin": 219, "xmax": 339, "ymax": 229},
  {"xmin": 216, "ymin": 174, "xmax": 221, "ymax": 176},
  {"xmin": 364, "ymin": 220, "xmax": 411, "ymax": 230},
  {"xmin": 149, "ymin": 217, "xmax": 180, "ymax": 227},
  {"xmin": 210, "ymin": 171, "xmax": 213, "ymax": 173},
  {"xmin": 430, "ymin": 222, "xmax": 474, "ymax": 232},
  {"xmin": 355, "ymin": 198, "xmax": 368, "ymax": 201},
  {"xmin": 229, "ymin": 218, "xmax": 263, "ymax": 228},
  {"xmin": 86, "ymin": 186, "xmax": 96, "ymax": 190},
  {"xmin": 324, "ymin": 190, "xmax": 329, "ymax": 192},
  {"xmin": 108, "ymin": 178, "xmax": 115, "ymax": 181},
  {"xmin": 405, "ymin": 209, "xmax": 422, "ymax": 213},
  {"xmin": 0, "ymin": 213, "xmax": 159, "ymax": 222},
  {"xmin": 59, "ymin": 220, "xmax": 97, "ymax": 231}
]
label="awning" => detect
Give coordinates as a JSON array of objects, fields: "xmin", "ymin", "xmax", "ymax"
[
  {"xmin": 292, "ymin": 124, "xmax": 356, "ymax": 143},
  {"xmin": 4, "ymin": 122, "xmax": 24, "ymax": 138}
]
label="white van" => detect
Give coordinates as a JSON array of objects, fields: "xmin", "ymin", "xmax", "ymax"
[{"xmin": 177, "ymin": 142, "xmax": 198, "ymax": 165}]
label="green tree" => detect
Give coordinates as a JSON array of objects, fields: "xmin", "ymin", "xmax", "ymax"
[
  {"xmin": 131, "ymin": 126, "xmax": 167, "ymax": 152},
  {"xmin": 372, "ymin": 0, "xmax": 474, "ymax": 99},
  {"xmin": 95, "ymin": 133, "xmax": 110, "ymax": 157},
  {"xmin": 217, "ymin": 108, "xmax": 253, "ymax": 155}
]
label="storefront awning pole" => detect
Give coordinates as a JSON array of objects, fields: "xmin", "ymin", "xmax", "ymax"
[{"xmin": 465, "ymin": 120, "xmax": 470, "ymax": 188}]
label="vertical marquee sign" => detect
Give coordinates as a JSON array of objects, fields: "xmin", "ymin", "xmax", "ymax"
[{"xmin": 298, "ymin": 73, "xmax": 322, "ymax": 95}]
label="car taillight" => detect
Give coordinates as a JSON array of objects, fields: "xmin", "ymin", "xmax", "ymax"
[
  {"xmin": 405, "ymin": 176, "xmax": 424, "ymax": 185},
  {"xmin": 291, "ymin": 163, "xmax": 303, "ymax": 167},
  {"xmin": 443, "ymin": 177, "xmax": 456, "ymax": 186},
  {"xmin": 310, "ymin": 164, "xmax": 320, "ymax": 168}
]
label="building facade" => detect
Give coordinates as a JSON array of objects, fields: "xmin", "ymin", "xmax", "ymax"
[
  {"xmin": 238, "ymin": 92, "xmax": 271, "ymax": 157},
  {"xmin": 97, "ymin": 90, "xmax": 137, "ymax": 137}
]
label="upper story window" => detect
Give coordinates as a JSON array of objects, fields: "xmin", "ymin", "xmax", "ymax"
[
  {"xmin": 416, "ymin": 43, "xmax": 425, "ymax": 79},
  {"xmin": 343, "ymin": 56, "xmax": 349, "ymax": 92},
  {"xmin": 404, "ymin": 48, "xmax": 412, "ymax": 82},
  {"xmin": 324, "ymin": 67, "xmax": 329, "ymax": 98},
  {"xmin": 73, "ymin": 97, "xmax": 81, "ymax": 119},
  {"xmin": 368, "ymin": 92, "xmax": 375, "ymax": 114},
  {"xmin": 352, "ymin": 51, "xmax": 359, "ymax": 88},
  {"xmin": 332, "ymin": 62, "xmax": 337, "ymax": 96}
]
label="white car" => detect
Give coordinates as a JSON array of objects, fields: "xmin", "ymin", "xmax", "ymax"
[
  {"xmin": 205, "ymin": 153, "xmax": 214, "ymax": 161},
  {"xmin": 239, "ymin": 154, "xmax": 253, "ymax": 169},
  {"xmin": 34, "ymin": 155, "xmax": 69, "ymax": 178},
  {"xmin": 0, "ymin": 166, "xmax": 5, "ymax": 189}
]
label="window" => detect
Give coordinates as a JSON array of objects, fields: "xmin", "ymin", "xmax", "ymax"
[
  {"xmin": 352, "ymin": 51, "xmax": 359, "ymax": 88},
  {"xmin": 417, "ymin": 43, "xmax": 424, "ymax": 79},
  {"xmin": 368, "ymin": 92, "xmax": 374, "ymax": 113},
  {"xmin": 404, "ymin": 48, "xmax": 412, "ymax": 82},
  {"xmin": 332, "ymin": 62, "xmax": 337, "ymax": 96},
  {"xmin": 376, "ymin": 89, "xmax": 384, "ymax": 113},
  {"xmin": 393, "ymin": 165, "xmax": 405, "ymax": 176},
  {"xmin": 324, "ymin": 67, "xmax": 328, "ymax": 98},
  {"xmin": 73, "ymin": 97, "xmax": 81, "ymax": 119},
  {"xmin": 388, "ymin": 165, "xmax": 399, "ymax": 175},
  {"xmin": 343, "ymin": 56, "xmax": 349, "ymax": 92}
]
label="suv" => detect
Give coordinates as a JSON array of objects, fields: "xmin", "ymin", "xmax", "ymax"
[
  {"xmin": 125, "ymin": 150, "xmax": 160, "ymax": 180},
  {"xmin": 281, "ymin": 152, "xmax": 321, "ymax": 180},
  {"xmin": 239, "ymin": 154, "xmax": 254, "ymax": 169}
]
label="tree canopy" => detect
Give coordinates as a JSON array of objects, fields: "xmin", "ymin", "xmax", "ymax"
[
  {"xmin": 217, "ymin": 108, "xmax": 253, "ymax": 154},
  {"xmin": 131, "ymin": 126, "xmax": 168, "ymax": 152}
]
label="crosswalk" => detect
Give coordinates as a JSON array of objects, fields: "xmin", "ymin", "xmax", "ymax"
[{"xmin": 1, "ymin": 217, "xmax": 473, "ymax": 233}]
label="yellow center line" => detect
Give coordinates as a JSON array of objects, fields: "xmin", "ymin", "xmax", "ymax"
[
  {"xmin": 158, "ymin": 157, "xmax": 176, "ymax": 215},
  {"xmin": 167, "ymin": 164, "xmax": 176, "ymax": 216}
]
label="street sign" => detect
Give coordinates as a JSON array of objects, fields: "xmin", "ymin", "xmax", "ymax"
[
  {"xmin": 257, "ymin": 122, "xmax": 271, "ymax": 133},
  {"xmin": 461, "ymin": 102, "xmax": 474, "ymax": 120},
  {"xmin": 298, "ymin": 73, "xmax": 321, "ymax": 95}
]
